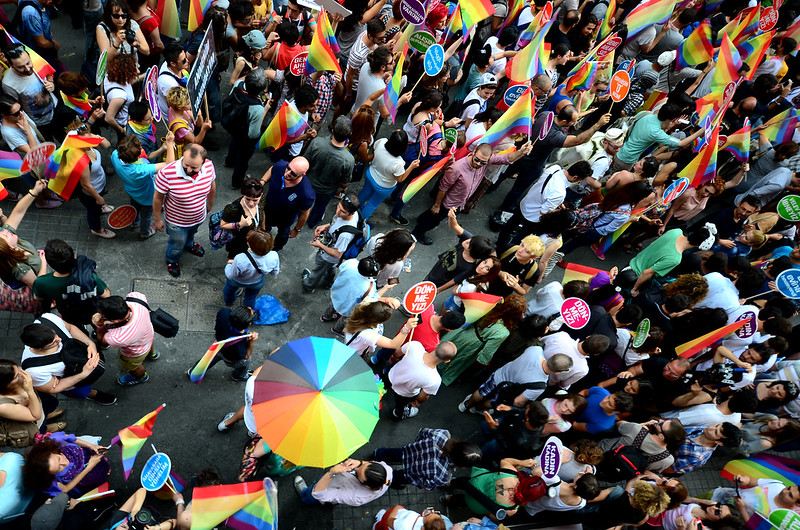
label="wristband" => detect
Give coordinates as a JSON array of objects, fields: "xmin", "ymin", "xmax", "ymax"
[
  {"xmin": 401, "ymin": 327, "xmax": 411, "ymax": 334},
  {"xmin": 28, "ymin": 191, "xmax": 38, "ymax": 198},
  {"xmin": 175, "ymin": 499, "xmax": 185, "ymax": 505},
  {"xmin": 234, "ymin": 222, "xmax": 240, "ymax": 230}
]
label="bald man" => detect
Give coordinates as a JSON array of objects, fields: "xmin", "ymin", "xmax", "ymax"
[{"xmin": 259, "ymin": 156, "xmax": 315, "ymax": 251}]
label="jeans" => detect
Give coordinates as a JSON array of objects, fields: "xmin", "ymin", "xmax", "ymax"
[
  {"xmin": 307, "ymin": 191, "xmax": 335, "ymax": 228},
  {"xmin": 560, "ymin": 228, "xmax": 603, "ymax": 255},
  {"xmin": 392, "ymin": 389, "xmax": 417, "ymax": 419},
  {"xmin": 76, "ymin": 187, "xmax": 103, "ymax": 231},
  {"xmin": 299, "ymin": 481, "xmax": 321, "ymax": 505},
  {"xmin": 264, "ymin": 221, "xmax": 293, "ymax": 252},
  {"xmin": 303, "ymin": 252, "xmax": 336, "ymax": 291},
  {"xmin": 190, "ymin": 351, "xmax": 250, "ymax": 380},
  {"xmin": 411, "ymin": 206, "xmax": 449, "ymax": 239},
  {"xmin": 130, "ymin": 198, "xmax": 154, "ymax": 237},
  {"xmin": 164, "ymin": 220, "xmax": 201, "ymax": 263},
  {"xmin": 358, "ymin": 168, "xmax": 395, "ymax": 220},
  {"xmin": 206, "ymin": 73, "xmax": 222, "ymax": 122},
  {"xmin": 225, "ymin": 136, "xmax": 258, "ymax": 188},
  {"xmin": 223, "ymin": 275, "xmax": 265, "ymax": 308},
  {"xmin": 322, "ymin": 302, "xmax": 347, "ymax": 334},
  {"xmin": 374, "ymin": 447, "xmax": 408, "ymax": 485}
]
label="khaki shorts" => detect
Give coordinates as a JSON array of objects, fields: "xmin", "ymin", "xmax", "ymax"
[{"xmin": 118, "ymin": 347, "xmax": 152, "ymax": 372}]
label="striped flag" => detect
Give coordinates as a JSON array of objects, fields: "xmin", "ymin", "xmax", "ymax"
[
  {"xmin": 402, "ymin": 156, "xmax": 451, "ymax": 203},
  {"xmin": 761, "ymin": 107, "xmax": 800, "ymax": 145},
  {"xmin": 623, "ymin": 0, "xmax": 676, "ymax": 41},
  {"xmin": 720, "ymin": 118, "xmax": 751, "ymax": 161},
  {"xmin": 156, "ymin": 0, "xmax": 181, "ymax": 40},
  {"xmin": 109, "ymin": 404, "xmax": 167, "ymax": 479},
  {"xmin": 257, "ymin": 101, "xmax": 309, "ymax": 151},
  {"xmin": 676, "ymin": 319, "xmax": 749, "ymax": 357},
  {"xmin": 676, "ymin": 20, "xmax": 713, "ymax": 69},
  {"xmin": 383, "ymin": 44, "xmax": 408, "ymax": 123},
  {"xmin": 739, "ymin": 31, "xmax": 775, "ymax": 81}
]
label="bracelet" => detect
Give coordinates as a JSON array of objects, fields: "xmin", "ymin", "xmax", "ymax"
[
  {"xmin": 401, "ymin": 327, "xmax": 411, "ymax": 334},
  {"xmin": 174, "ymin": 499, "xmax": 184, "ymax": 505},
  {"xmin": 28, "ymin": 191, "xmax": 38, "ymax": 198},
  {"xmin": 234, "ymin": 222, "xmax": 240, "ymax": 230}
]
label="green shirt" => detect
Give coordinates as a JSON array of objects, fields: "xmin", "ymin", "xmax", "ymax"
[
  {"xmin": 617, "ymin": 113, "xmax": 680, "ymax": 164},
  {"xmin": 630, "ymin": 229, "xmax": 683, "ymax": 277},
  {"xmin": 1, "ymin": 224, "xmax": 40, "ymax": 284},
  {"xmin": 32, "ymin": 272, "xmax": 107, "ymax": 299}
]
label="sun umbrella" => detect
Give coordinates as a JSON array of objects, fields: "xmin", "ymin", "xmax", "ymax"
[{"xmin": 251, "ymin": 336, "xmax": 381, "ymax": 468}]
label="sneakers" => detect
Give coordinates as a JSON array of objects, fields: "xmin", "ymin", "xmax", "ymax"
[
  {"xmin": 389, "ymin": 215, "xmax": 409, "ymax": 226},
  {"xmin": 302, "ymin": 268, "xmax": 315, "ymax": 293},
  {"xmin": 184, "ymin": 242, "xmax": 205, "ymax": 257},
  {"xmin": 117, "ymin": 372, "xmax": 149, "ymax": 386},
  {"xmin": 88, "ymin": 390, "xmax": 117, "ymax": 405},
  {"xmin": 294, "ymin": 476, "xmax": 308, "ymax": 496},
  {"xmin": 320, "ymin": 312, "xmax": 341, "ymax": 322},
  {"xmin": 458, "ymin": 394, "xmax": 472, "ymax": 413},
  {"xmin": 218, "ymin": 412, "xmax": 235, "ymax": 432},
  {"xmin": 393, "ymin": 405, "xmax": 419, "ymax": 419},
  {"xmin": 147, "ymin": 349, "xmax": 160, "ymax": 360},
  {"xmin": 138, "ymin": 227, "xmax": 157, "ymax": 240},
  {"xmin": 331, "ymin": 326, "xmax": 344, "ymax": 337},
  {"xmin": 91, "ymin": 228, "xmax": 116, "ymax": 239},
  {"xmin": 231, "ymin": 370, "xmax": 253, "ymax": 381},
  {"xmin": 417, "ymin": 235, "xmax": 433, "ymax": 245},
  {"xmin": 369, "ymin": 354, "xmax": 379, "ymax": 365},
  {"xmin": 100, "ymin": 204, "xmax": 115, "ymax": 214},
  {"xmin": 167, "ymin": 262, "xmax": 181, "ymax": 278}
]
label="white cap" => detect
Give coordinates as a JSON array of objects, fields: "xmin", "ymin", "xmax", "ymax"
[
  {"xmin": 478, "ymin": 73, "xmax": 498, "ymax": 87},
  {"xmin": 658, "ymin": 50, "xmax": 677, "ymax": 67}
]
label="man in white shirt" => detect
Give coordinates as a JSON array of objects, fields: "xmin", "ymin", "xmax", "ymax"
[
  {"xmin": 388, "ymin": 341, "xmax": 456, "ymax": 419},
  {"xmin": 542, "ymin": 332, "xmax": 610, "ymax": 389},
  {"xmin": 302, "ymin": 194, "xmax": 361, "ymax": 293},
  {"xmin": 459, "ymin": 74, "xmax": 498, "ymax": 131},
  {"xmin": 156, "ymin": 44, "xmax": 189, "ymax": 119}
]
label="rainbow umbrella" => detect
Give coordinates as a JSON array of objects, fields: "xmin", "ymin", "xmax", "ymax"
[{"xmin": 251, "ymin": 337, "xmax": 380, "ymax": 468}]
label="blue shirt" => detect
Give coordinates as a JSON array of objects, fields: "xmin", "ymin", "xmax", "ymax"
[
  {"xmin": 111, "ymin": 151, "xmax": 157, "ymax": 206},
  {"xmin": 771, "ymin": 246, "xmax": 800, "ymax": 269},
  {"xmin": 577, "ymin": 387, "xmax": 617, "ymax": 434},
  {"xmin": 331, "ymin": 258, "xmax": 376, "ymax": 316},
  {"xmin": 263, "ymin": 159, "xmax": 316, "ymax": 223},
  {"xmin": 215, "ymin": 308, "xmax": 248, "ymax": 361},
  {"xmin": 19, "ymin": 0, "xmax": 52, "ymax": 50}
]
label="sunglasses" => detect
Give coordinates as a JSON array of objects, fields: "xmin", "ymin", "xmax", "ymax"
[
  {"xmin": 6, "ymin": 109, "xmax": 21, "ymax": 117},
  {"xmin": 111, "ymin": 12, "xmax": 129, "ymax": 19},
  {"xmin": 5, "ymin": 45, "xmax": 24, "ymax": 59},
  {"xmin": 472, "ymin": 156, "xmax": 489, "ymax": 166},
  {"xmin": 285, "ymin": 168, "xmax": 304, "ymax": 179}
]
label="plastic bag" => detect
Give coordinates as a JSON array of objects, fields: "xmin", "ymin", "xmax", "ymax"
[{"xmin": 253, "ymin": 294, "xmax": 290, "ymax": 325}]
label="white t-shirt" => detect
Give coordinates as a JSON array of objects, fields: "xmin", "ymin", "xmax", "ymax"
[
  {"xmin": 526, "ymin": 281, "xmax": 563, "ymax": 318},
  {"xmin": 459, "ymin": 88, "xmax": 488, "ymax": 126},
  {"xmin": 368, "ymin": 138, "xmax": 405, "ymax": 188},
  {"xmin": 542, "ymin": 332, "xmax": 586, "ymax": 389},
  {"xmin": 492, "ymin": 345, "xmax": 549, "ymax": 400},
  {"xmin": 661, "ymin": 504, "xmax": 697, "ymax": 530},
  {"xmin": 615, "ymin": 328, "xmax": 648, "ymax": 365},
  {"xmin": 321, "ymin": 214, "xmax": 359, "ymax": 264},
  {"xmin": 344, "ymin": 325, "xmax": 383, "ymax": 357},
  {"xmin": 388, "ymin": 342, "xmax": 441, "ymax": 398},
  {"xmin": 486, "ymin": 36, "xmax": 507, "ymax": 75},
  {"xmin": 695, "ymin": 272, "xmax": 740, "ymax": 314},
  {"xmin": 663, "ymin": 403, "xmax": 741, "ymax": 429},
  {"xmin": 524, "ymin": 490, "xmax": 586, "ymax": 517},
  {"xmin": 103, "ymin": 78, "xmax": 135, "ymax": 128},
  {"xmin": 156, "ymin": 62, "xmax": 183, "ymax": 119},
  {"xmin": 520, "ymin": 165, "xmax": 568, "ymax": 222},
  {"xmin": 21, "ymin": 314, "xmax": 71, "ymax": 388},
  {"xmin": 243, "ymin": 374, "xmax": 257, "ymax": 433}
]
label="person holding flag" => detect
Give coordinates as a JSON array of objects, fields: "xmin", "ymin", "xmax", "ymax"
[
  {"xmin": 1, "ymin": 45, "xmax": 57, "ymax": 141},
  {"xmin": 709, "ymin": 472, "xmax": 800, "ymax": 520}
]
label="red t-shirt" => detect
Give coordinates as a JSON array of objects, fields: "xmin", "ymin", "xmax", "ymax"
[
  {"xmin": 402, "ymin": 304, "xmax": 440, "ymax": 353},
  {"xmin": 275, "ymin": 43, "xmax": 307, "ymax": 71},
  {"xmin": 136, "ymin": 9, "xmax": 161, "ymax": 38}
]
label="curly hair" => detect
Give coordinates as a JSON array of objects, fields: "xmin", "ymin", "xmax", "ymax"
[
  {"xmin": 106, "ymin": 53, "xmax": 138, "ymax": 85},
  {"xmin": 478, "ymin": 293, "xmax": 526, "ymax": 331},
  {"xmin": 166, "ymin": 86, "xmax": 190, "ymax": 111},
  {"xmin": 23, "ymin": 439, "xmax": 62, "ymax": 491},
  {"xmin": 372, "ymin": 229, "xmax": 415, "ymax": 268},
  {"xmin": 664, "ymin": 273, "xmax": 709, "ymax": 305},
  {"xmin": 569, "ymin": 439, "xmax": 603, "ymax": 465},
  {"xmin": 631, "ymin": 481, "xmax": 670, "ymax": 517},
  {"xmin": 344, "ymin": 301, "xmax": 393, "ymax": 334}
]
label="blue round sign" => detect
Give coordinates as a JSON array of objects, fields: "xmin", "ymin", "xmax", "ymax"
[
  {"xmin": 503, "ymin": 85, "xmax": 528, "ymax": 107},
  {"xmin": 423, "ymin": 44, "xmax": 445, "ymax": 77},
  {"xmin": 776, "ymin": 269, "xmax": 800, "ymax": 299},
  {"xmin": 141, "ymin": 453, "xmax": 172, "ymax": 491}
]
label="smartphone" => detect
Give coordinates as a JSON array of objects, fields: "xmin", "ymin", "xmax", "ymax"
[{"xmin": 388, "ymin": 277, "xmax": 400, "ymax": 285}]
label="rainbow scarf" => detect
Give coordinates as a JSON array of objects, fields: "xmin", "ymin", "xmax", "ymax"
[
  {"xmin": 676, "ymin": 20, "xmax": 713, "ymax": 69},
  {"xmin": 402, "ymin": 155, "xmax": 451, "ymax": 203},
  {"xmin": 382, "ymin": 44, "xmax": 408, "ymax": 123},
  {"xmin": 127, "ymin": 120, "xmax": 157, "ymax": 146},
  {"xmin": 761, "ymin": 107, "xmax": 800, "ymax": 145},
  {"xmin": 721, "ymin": 118, "xmax": 751, "ymax": 162},
  {"xmin": 305, "ymin": 9, "xmax": 341, "ymax": 75},
  {"xmin": 739, "ymin": 31, "xmax": 775, "ymax": 82},
  {"xmin": 675, "ymin": 319, "xmax": 748, "ymax": 357},
  {"xmin": 109, "ymin": 404, "xmax": 166, "ymax": 479},
  {"xmin": 623, "ymin": 0, "xmax": 676, "ymax": 41},
  {"xmin": 60, "ymin": 92, "xmax": 92, "ymax": 118},
  {"xmin": 457, "ymin": 291, "xmax": 504, "ymax": 325},
  {"xmin": 192, "ymin": 481, "xmax": 277, "ymax": 530},
  {"xmin": 257, "ymin": 101, "xmax": 309, "ymax": 151},
  {"xmin": 480, "ymin": 87, "xmax": 532, "ymax": 146}
]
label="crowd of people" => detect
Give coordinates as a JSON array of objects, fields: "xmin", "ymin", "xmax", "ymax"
[{"xmin": 0, "ymin": 0, "xmax": 799, "ymax": 527}]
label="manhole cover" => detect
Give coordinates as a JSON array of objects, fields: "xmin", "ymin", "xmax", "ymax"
[{"xmin": 130, "ymin": 279, "xmax": 223, "ymax": 332}]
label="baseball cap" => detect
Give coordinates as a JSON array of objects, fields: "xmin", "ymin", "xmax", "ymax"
[
  {"xmin": 657, "ymin": 50, "xmax": 677, "ymax": 67},
  {"xmin": 478, "ymin": 73, "xmax": 498, "ymax": 87},
  {"xmin": 243, "ymin": 30, "xmax": 267, "ymax": 50},
  {"xmin": 604, "ymin": 128, "xmax": 624, "ymax": 143}
]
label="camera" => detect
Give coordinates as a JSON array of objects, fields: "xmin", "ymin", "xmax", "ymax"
[
  {"xmin": 124, "ymin": 28, "xmax": 137, "ymax": 45},
  {"xmin": 129, "ymin": 508, "xmax": 158, "ymax": 530}
]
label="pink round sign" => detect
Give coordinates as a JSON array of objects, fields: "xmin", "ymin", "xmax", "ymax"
[
  {"xmin": 538, "ymin": 112, "xmax": 554, "ymax": 141},
  {"xmin": 560, "ymin": 297, "xmax": 591, "ymax": 329}
]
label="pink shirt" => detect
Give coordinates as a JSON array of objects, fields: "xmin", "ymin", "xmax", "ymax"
[
  {"xmin": 104, "ymin": 292, "xmax": 155, "ymax": 357},
  {"xmin": 440, "ymin": 153, "xmax": 510, "ymax": 209},
  {"xmin": 155, "ymin": 158, "xmax": 215, "ymax": 227}
]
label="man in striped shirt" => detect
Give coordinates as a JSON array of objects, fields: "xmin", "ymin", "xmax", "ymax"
[{"xmin": 153, "ymin": 144, "xmax": 217, "ymax": 277}]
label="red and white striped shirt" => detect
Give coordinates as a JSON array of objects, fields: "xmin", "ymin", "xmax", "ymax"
[
  {"xmin": 104, "ymin": 292, "xmax": 155, "ymax": 357},
  {"xmin": 155, "ymin": 158, "xmax": 216, "ymax": 227}
]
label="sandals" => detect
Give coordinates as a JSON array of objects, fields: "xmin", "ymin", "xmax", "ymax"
[
  {"xmin": 239, "ymin": 434, "xmax": 261, "ymax": 482},
  {"xmin": 46, "ymin": 408, "xmax": 65, "ymax": 421},
  {"xmin": 167, "ymin": 262, "xmax": 181, "ymax": 278},
  {"xmin": 184, "ymin": 242, "xmax": 205, "ymax": 257}
]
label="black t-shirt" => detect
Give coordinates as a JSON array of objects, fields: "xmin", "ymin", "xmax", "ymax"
[
  {"xmin": 564, "ymin": 305, "xmax": 618, "ymax": 354},
  {"xmin": 709, "ymin": 207, "xmax": 746, "ymax": 241},
  {"xmin": 425, "ymin": 230, "xmax": 476, "ymax": 287},
  {"xmin": 487, "ymin": 250, "xmax": 539, "ymax": 297},
  {"xmin": 493, "ymin": 409, "xmax": 545, "ymax": 459},
  {"xmin": 545, "ymin": 27, "xmax": 570, "ymax": 48},
  {"xmin": 594, "ymin": 491, "xmax": 646, "ymax": 526},
  {"xmin": 215, "ymin": 308, "xmax": 248, "ymax": 361},
  {"xmin": 641, "ymin": 356, "xmax": 689, "ymax": 409},
  {"xmin": 513, "ymin": 113, "xmax": 568, "ymax": 181}
]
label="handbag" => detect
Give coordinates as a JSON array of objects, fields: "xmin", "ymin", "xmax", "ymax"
[
  {"xmin": 126, "ymin": 297, "xmax": 180, "ymax": 338},
  {"xmin": 208, "ymin": 210, "xmax": 235, "ymax": 250},
  {"xmin": 0, "ymin": 396, "xmax": 38, "ymax": 447}
]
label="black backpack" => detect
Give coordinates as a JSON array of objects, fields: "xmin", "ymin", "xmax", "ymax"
[
  {"xmin": 331, "ymin": 212, "xmax": 370, "ymax": 264},
  {"xmin": 57, "ymin": 255, "xmax": 101, "ymax": 326},
  {"xmin": 445, "ymin": 96, "xmax": 483, "ymax": 120},
  {"xmin": 220, "ymin": 88, "xmax": 261, "ymax": 134},
  {"xmin": 598, "ymin": 445, "xmax": 648, "ymax": 482}
]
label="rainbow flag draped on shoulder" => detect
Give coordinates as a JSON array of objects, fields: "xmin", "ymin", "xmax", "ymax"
[
  {"xmin": 304, "ymin": 9, "xmax": 341, "ymax": 75},
  {"xmin": 383, "ymin": 43, "xmax": 408, "ymax": 123},
  {"xmin": 257, "ymin": 101, "xmax": 309, "ymax": 151},
  {"xmin": 109, "ymin": 403, "xmax": 166, "ymax": 480}
]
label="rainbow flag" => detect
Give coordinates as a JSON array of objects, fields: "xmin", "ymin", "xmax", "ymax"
[
  {"xmin": 304, "ymin": 9, "xmax": 341, "ymax": 75},
  {"xmin": 187, "ymin": 0, "xmax": 211, "ymax": 32},
  {"xmin": 109, "ymin": 403, "xmax": 166, "ymax": 479},
  {"xmin": 190, "ymin": 335, "xmax": 252, "ymax": 383},
  {"xmin": 156, "ymin": 0, "xmax": 181, "ymax": 40},
  {"xmin": 761, "ymin": 107, "xmax": 800, "ymax": 145},
  {"xmin": 731, "ymin": 6, "xmax": 759, "ymax": 46},
  {"xmin": 597, "ymin": 0, "xmax": 616, "ymax": 41},
  {"xmin": 784, "ymin": 16, "xmax": 800, "ymax": 47},
  {"xmin": 480, "ymin": 87, "xmax": 532, "ymax": 146},
  {"xmin": 507, "ymin": 15, "xmax": 554, "ymax": 82},
  {"xmin": 60, "ymin": 92, "xmax": 92, "ymax": 119},
  {"xmin": 640, "ymin": 90, "xmax": 667, "ymax": 112},
  {"xmin": 593, "ymin": 221, "xmax": 632, "ymax": 257},
  {"xmin": 561, "ymin": 262, "xmax": 604, "ymax": 285},
  {"xmin": 226, "ymin": 479, "xmax": 278, "ymax": 530},
  {"xmin": 0, "ymin": 150, "xmax": 23, "ymax": 180},
  {"xmin": 0, "ymin": 24, "xmax": 55, "ymax": 79},
  {"xmin": 193, "ymin": 481, "xmax": 276, "ymax": 530},
  {"xmin": 383, "ymin": 43, "xmax": 407, "ymax": 123},
  {"xmin": 128, "ymin": 120, "xmax": 157, "ymax": 146},
  {"xmin": 721, "ymin": 454, "xmax": 800, "ymax": 488},
  {"xmin": 566, "ymin": 61, "xmax": 598, "ymax": 91},
  {"xmin": 499, "ymin": 0, "xmax": 525, "ymax": 32},
  {"xmin": 721, "ymin": 118, "xmax": 751, "ymax": 161},
  {"xmin": 623, "ymin": 0, "xmax": 676, "ymax": 41},
  {"xmin": 739, "ymin": 31, "xmax": 775, "ymax": 82},
  {"xmin": 257, "ymin": 101, "xmax": 309, "ymax": 151},
  {"xmin": 460, "ymin": 0, "xmax": 495, "ymax": 36},
  {"xmin": 517, "ymin": 3, "xmax": 550, "ymax": 48},
  {"xmin": 714, "ymin": 13, "xmax": 741, "ymax": 46},
  {"xmin": 395, "ymin": 22, "xmax": 419, "ymax": 52},
  {"xmin": 77, "ymin": 483, "xmax": 115, "ymax": 502},
  {"xmin": 457, "ymin": 291, "xmax": 504, "ymax": 324},
  {"xmin": 676, "ymin": 20, "xmax": 713, "ymax": 69},
  {"xmin": 675, "ymin": 319, "xmax": 749, "ymax": 357},
  {"xmin": 711, "ymin": 33, "xmax": 742, "ymax": 94},
  {"xmin": 402, "ymin": 155, "xmax": 451, "ymax": 203},
  {"xmin": 44, "ymin": 134, "xmax": 104, "ymax": 200},
  {"xmin": 679, "ymin": 126, "xmax": 719, "ymax": 187}
]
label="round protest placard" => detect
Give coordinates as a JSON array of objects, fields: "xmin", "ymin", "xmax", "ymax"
[
  {"xmin": 403, "ymin": 281, "xmax": 437, "ymax": 314},
  {"xmin": 718, "ymin": 134, "xmax": 728, "ymax": 148},
  {"xmin": 777, "ymin": 195, "xmax": 800, "ymax": 221},
  {"xmin": 424, "ymin": 44, "xmax": 445, "ymax": 76},
  {"xmin": 609, "ymin": 70, "xmax": 630, "ymax": 103},
  {"xmin": 560, "ymin": 298, "xmax": 591, "ymax": 329},
  {"xmin": 776, "ymin": 269, "xmax": 800, "ymax": 299},
  {"xmin": 96, "ymin": 50, "xmax": 108, "ymax": 87},
  {"xmin": 734, "ymin": 311, "xmax": 757, "ymax": 339},
  {"xmin": 503, "ymin": 84, "xmax": 528, "ymax": 107},
  {"xmin": 144, "ymin": 66, "xmax": 162, "ymax": 122},
  {"xmin": 540, "ymin": 1, "xmax": 553, "ymax": 24},
  {"xmin": 540, "ymin": 437, "xmax": 563, "ymax": 480},
  {"xmin": 107, "ymin": 205, "xmax": 138, "ymax": 229},
  {"xmin": 597, "ymin": 34, "xmax": 621, "ymax": 59},
  {"xmin": 663, "ymin": 177, "xmax": 689, "ymax": 205},
  {"xmin": 632, "ymin": 318, "xmax": 650, "ymax": 348},
  {"xmin": 444, "ymin": 128, "xmax": 458, "ymax": 144},
  {"xmin": 290, "ymin": 51, "xmax": 308, "ymax": 76},
  {"xmin": 408, "ymin": 31, "xmax": 436, "ymax": 53},
  {"xmin": 400, "ymin": 0, "xmax": 425, "ymax": 25},
  {"xmin": 141, "ymin": 452, "xmax": 172, "ymax": 491},
  {"xmin": 538, "ymin": 112, "xmax": 554, "ymax": 141},
  {"xmin": 759, "ymin": 6, "xmax": 778, "ymax": 32},
  {"xmin": 770, "ymin": 509, "xmax": 800, "ymax": 529},
  {"xmin": 721, "ymin": 81, "xmax": 736, "ymax": 111},
  {"xmin": 20, "ymin": 142, "xmax": 55, "ymax": 173}
]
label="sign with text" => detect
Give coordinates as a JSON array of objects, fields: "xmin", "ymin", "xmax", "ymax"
[
  {"xmin": 663, "ymin": 177, "xmax": 689, "ymax": 205},
  {"xmin": 300, "ymin": 0, "xmax": 352, "ymax": 17},
  {"xmin": 776, "ymin": 269, "xmax": 800, "ymax": 299},
  {"xmin": 290, "ymin": 51, "xmax": 309, "ymax": 77},
  {"xmin": 540, "ymin": 1, "xmax": 553, "ymax": 25},
  {"xmin": 538, "ymin": 111, "xmax": 554, "ymax": 141},
  {"xmin": 503, "ymin": 84, "xmax": 528, "ymax": 107},
  {"xmin": 769, "ymin": 508, "xmax": 800, "ymax": 529},
  {"xmin": 597, "ymin": 34, "xmax": 621, "ymax": 59},
  {"xmin": 718, "ymin": 134, "xmax": 728, "ymax": 148},
  {"xmin": 540, "ymin": 437, "xmax": 563, "ymax": 480},
  {"xmin": 409, "ymin": 31, "xmax": 436, "ymax": 53},
  {"xmin": 759, "ymin": 6, "xmax": 778, "ymax": 32},
  {"xmin": 21, "ymin": 142, "xmax": 55, "ymax": 173},
  {"xmin": 141, "ymin": 452, "xmax": 172, "ymax": 491},
  {"xmin": 143, "ymin": 66, "xmax": 161, "ymax": 122},
  {"xmin": 424, "ymin": 44, "xmax": 445, "ymax": 76},
  {"xmin": 444, "ymin": 127, "xmax": 458, "ymax": 144},
  {"xmin": 96, "ymin": 50, "xmax": 108, "ymax": 87},
  {"xmin": 560, "ymin": 297, "xmax": 591, "ymax": 329},
  {"xmin": 186, "ymin": 24, "xmax": 218, "ymax": 116},
  {"xmin": 778, "ymin": 195, "xmax": 800, "ymax": 221},
  {"xmin": 632, "ymin": 318, "xmax": 650, "ymax": 348},
  {"xmin": 400, "ymin": 0, "xmax": 426, "ymax": 24},
  {"xmin": 107, "ymin": 205, "xmax": 138, "ymax": 229},
  {"xmin": 734, "ymin": 311, "xmax": 757, "ymax": 339},
  {"xmin": 609, "ymin": 70, "xmax": 630, "ymax": 103},
  {"xmin": 403, "ymin": 281, "xmax": 437, "ymax": 314},
  {"xmin": 722, "ymin": 81, "xmax": 737, "ymax": 111}
]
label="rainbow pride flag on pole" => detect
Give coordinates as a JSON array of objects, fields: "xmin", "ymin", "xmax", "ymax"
[
  {"xmin": 457, "ymin": 291, "xmax": 504, "ymax": 324},
  {"xmin": 480, "ymin": 87, "xmax": 532, "ymax": 146},
  {"xmin": 109, "ymin": 404, "xmax": 166, "ymax": 480},
  {"xmin": 597, "ymin": 0, "xmax": 616, "ymax": 41},
  {"xmin": 187, "ymin": 0, "xmax": 211, "ymax": 32},
  {"xmin": 517, "ymin": 2, "xmax": 551, "ymax": 48},
  {"xmin": 721, "ymin": 454, "xmax": 800, "ymax": 488},
  {"xmin": 562, "ymin": 263, "xmax": 604, "ymax": 285},
  {"xmin": 676, "ymin": 20, "xmax": 713, "ymax": 69},
  {"xmin": 190, "ymin": 335, "xmax": 253, "ymax": 383},
  {"xmin": 623, "ymin": 0, "xmax": 676, "ymax": 41},
  {"xmin": 459, "ymin": 0, "xmax": 495, "ymax": 36},
  {"xmin": 499, "ymin": 0, "xmax": 525, "ymax": 33},
  {"xmin": 402, "ymin": 156, "xmax": 451, "ymax": 203},
  {"xmin": 156, "ymin": 0, "xmax": 181, "ymax": 40},
  {"xmin": 305, "ymin": 9, "xmax": 341, "ymax": 75},
  {"xmin": 680, "ymin": 126, "xmax": 719, "ymax": 187},
  {"xmin": 0, "ymin": 24, "xmax": 55, "ymax": 79},
  {"xmin": 192, "ymin": 480, "xmax": 277, "ymax": 530},
  {"xmin": 739, "ymin": 31, "xmax": 775, "ymax": 81},
  {"xmin": 44, "ymin": 133, "xmax": 104, "ymax": 200},
  {"xmin": 383, "ymin": 43, "xmax": 407, "ymax": 123},
  {"xmin": 731, "ymin": 6, "xmax": 759, "ymax": 46},
  {"xmin": 77, "ymin": 483, "xmax": 116, "ymax": 502},
  {"xmin": 675, "ymin": 319, "xmax": 749, "ymax": 357},
  {"xmin": 761, "ymin": 107, "xmax": 800, "ymax": 145},
  {"xmin": 566, "ymin": 61, "xmax": 598, "ymax": 91},
  {"xmin": 640, "ymin": 90, "xmax": 667, "ymax": 112},
  {"xmin": 721, "ymin": 118, "xmax": 751, "ymax": 161},
  {"xmin": 257, "ymin": 101, "xmax": 309, "ymax": 151},
  {"xmin": 507, "ymin": 14, "xmax": 555, "ymax": 82},
  {"xmin": 711, "ymin": 33, "xmax": 742, "ymax": 94}
]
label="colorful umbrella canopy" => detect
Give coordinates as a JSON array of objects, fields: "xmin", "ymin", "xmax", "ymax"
[{"xmin": 251, "ymin": 337, "xmax": 381, "ymax": 468}]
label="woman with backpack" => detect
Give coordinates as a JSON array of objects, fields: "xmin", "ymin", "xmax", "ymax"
[
  {"xmin": 358, "ymin": 130, "xmax": 419, "ymax": 221},
  {"xmin": 447, "ymin": 457, "xmax": 535, "ymax": 522},
  {"xmin": 223, "ymin": 229, "xmax": 279, "ymax": 309}
]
